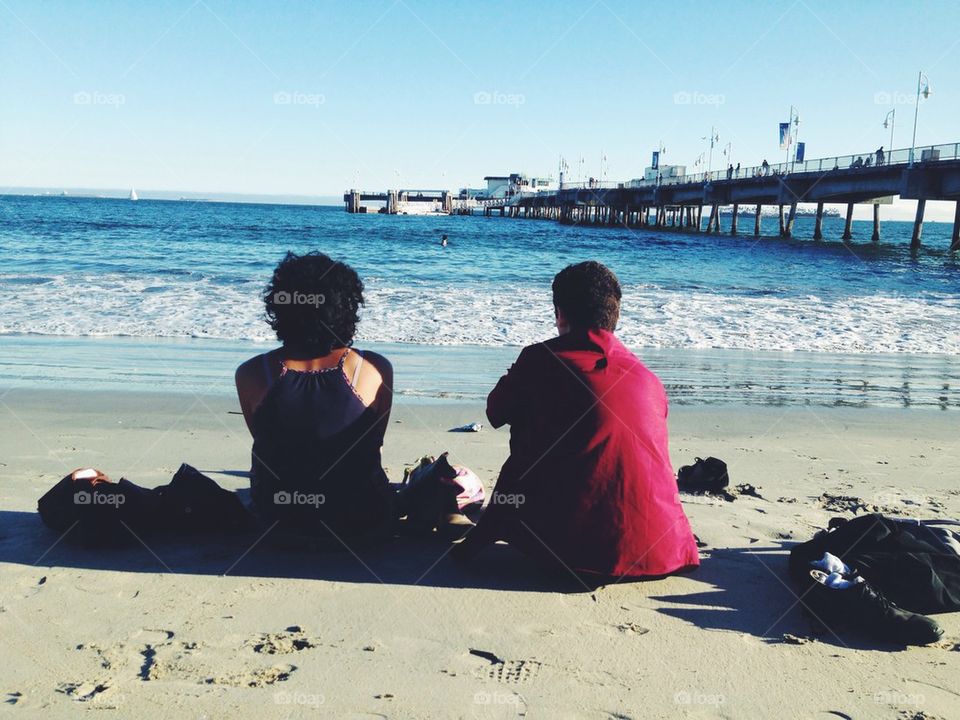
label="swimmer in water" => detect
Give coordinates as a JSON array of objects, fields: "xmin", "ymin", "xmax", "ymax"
[{"xmin": 441, "ymin": 234, "xmax": 449, "ymax": 247}]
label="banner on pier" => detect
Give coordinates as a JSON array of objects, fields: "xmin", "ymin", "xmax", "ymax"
[
  {"xmin": 651, "ymin": 151, "xmax": 660, "ymax": 170},
  {"xmin": 779, "ymin": 122, "xmax": 791, "ymax": 149},
  {"xmin": 795, "ymin": 142, "xmax": 805, "ymax": 162}
]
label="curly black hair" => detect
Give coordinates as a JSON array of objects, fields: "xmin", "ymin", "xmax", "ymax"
[
  {"xmin": 552, "ymin": 261, "xmax": 621, "ymax": 332},
  {"xmin": 263, "ymin": 251, "xmax": 364, "ymax": 355}
]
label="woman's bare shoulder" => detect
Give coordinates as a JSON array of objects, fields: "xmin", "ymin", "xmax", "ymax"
[
  {"xmin": 358, "ymin": 349, "xmax": 392, "ymax": 375},
  {"xmin": 236, "ymin": 349, "xmax": 279, "ymax": 385}
]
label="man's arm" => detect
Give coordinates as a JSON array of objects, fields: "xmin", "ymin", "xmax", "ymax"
[{"xmin": 486, "ymin": 347, "xmax": 531, "ymax": 429}]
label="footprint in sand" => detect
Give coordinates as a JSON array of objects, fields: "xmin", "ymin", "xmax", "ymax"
[
  {"xmin": 486, "ymin": 659, "xmax": 542, "ymax": 684},
  {"xmin": 55, "ymin": 681, "xmax": 111, "ymax": 703},
  {"xmin": 246, "ymin": 626, "xmax": 319, "ymax": 655},
  {"xmin": 615, "ymin": 622, "xmax": 650, "ymax": 636},
  {"xmin": 469, "ymin": 650, "xmax": 543, "ymax": 685},
  {"xmin": 75, "ymin": 628, "xmax": 202, "ymax": 685},
  {"xmin": 204, "ymin": 663, "xmax": 296, "ymax": 687}
]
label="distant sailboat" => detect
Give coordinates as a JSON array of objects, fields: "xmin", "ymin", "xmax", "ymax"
[{"xmin": 129, "ymin": 188, "xmax": 139, "ymax": 201}]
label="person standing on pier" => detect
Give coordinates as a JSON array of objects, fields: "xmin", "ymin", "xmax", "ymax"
[{"xmin": 876, "ymin": 147, "xmax": 885, "ymax": 166}]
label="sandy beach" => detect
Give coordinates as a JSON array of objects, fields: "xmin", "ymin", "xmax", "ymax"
[{"xmin": 2, "ymin": 388, "xmax": 958, "ymax": 718}]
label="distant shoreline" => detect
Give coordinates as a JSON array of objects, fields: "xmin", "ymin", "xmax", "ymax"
[{"xmin": 0, "ymin": 189, "xmax": 344, "ymax": 207}]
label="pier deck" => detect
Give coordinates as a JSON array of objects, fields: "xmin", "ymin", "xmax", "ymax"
[{"xmin": 346, "ymin": 143, "xmax": 960, "ymax": 250}]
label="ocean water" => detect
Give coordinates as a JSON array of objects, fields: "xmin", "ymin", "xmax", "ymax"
[{"xmin": 1, "ymin": 195, "xmax": 959, "ymax": 407}]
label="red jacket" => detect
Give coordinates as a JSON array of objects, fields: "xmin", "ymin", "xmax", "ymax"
[{"xmin": 476, "ymin": 329, "xmax": 699, "ymax": 578}]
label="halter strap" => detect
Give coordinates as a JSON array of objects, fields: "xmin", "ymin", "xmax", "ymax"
[{"xmin": 350, "ymin": 350, "xmax": 364, "ymax": 387}]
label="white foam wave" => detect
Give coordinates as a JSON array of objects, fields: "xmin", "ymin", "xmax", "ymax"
[{"xmin": 2, "ymin": 273, "xmax": 959, "ymax": 355}]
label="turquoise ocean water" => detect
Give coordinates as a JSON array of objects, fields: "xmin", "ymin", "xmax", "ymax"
[{"xmin": 1, "ymin": 195, "xmax": 958, "ymax": 408}]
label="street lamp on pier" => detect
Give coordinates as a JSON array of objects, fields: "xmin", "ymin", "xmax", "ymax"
[{"xmin": 909, "ymin": 72, "xmax": 931, "ymax": 167}]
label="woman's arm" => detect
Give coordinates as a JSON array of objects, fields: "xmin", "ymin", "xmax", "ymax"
[{"xmin": 235, "ymin": 352, "xmax": 275, "ymax": 435}]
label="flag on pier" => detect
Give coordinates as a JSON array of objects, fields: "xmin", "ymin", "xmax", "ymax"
[{"xmin": 779, "ymin": 122, "xmax": 791, "ymax": 149}]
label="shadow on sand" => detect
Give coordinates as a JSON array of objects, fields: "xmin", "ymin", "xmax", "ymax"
[
  {"xmin": 652, "ymin": 544, "xmax": 907, "ymax": 651},
  {"xmin": 0, "ymin": 508, "xmax": 596, "ymax": 594},
  {"xmin": 1, "ymin": 506, "xmax": 912, "ymax": 649}
]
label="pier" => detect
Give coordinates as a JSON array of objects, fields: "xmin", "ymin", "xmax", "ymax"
[
  {"xmin": 345, "ymin": 142, "xmax": 960, "ymax": 251},
  {"xmin": 344, "ymin": 189, "xmax": 453, "ymax": 214}
]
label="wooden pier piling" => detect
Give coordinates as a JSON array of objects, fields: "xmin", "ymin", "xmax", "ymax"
[
  {"xmin": 784, "ymin": 203, "xmax": 797, "ymax": 239},
  {"xmin": 813, "ymin": 202, "xmax": 824, "ymax": 240},
  {"xmin": 912, "ymin": 199, "xmax": 926, "ymax": 250},
  {"xmin": 842, "ymin": 203, "xmax": 854, "ymax": 241},
  {"xmin": 730, "ymin": 203, "xmax": 739, "ymax": 235},
  {"xmin": 754, "ymin": 205, "xmax": 762, "ymax": 236},
  {"xmin": 872, "ymin": 203, "xmax": 881, "ymax": 242},
  {"xmin": 952, "ymin": 201, "xmax": 960, "ymax": 253}
]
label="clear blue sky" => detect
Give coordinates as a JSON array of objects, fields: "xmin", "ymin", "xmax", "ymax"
[{"xmin": 1, "ymin": 0, "xmax": 958, "ymax": 217}]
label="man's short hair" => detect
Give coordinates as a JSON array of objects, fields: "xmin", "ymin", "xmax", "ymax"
[{"xmin": 552, "ymin": 261, "xmax": 621, "ymax": 332}]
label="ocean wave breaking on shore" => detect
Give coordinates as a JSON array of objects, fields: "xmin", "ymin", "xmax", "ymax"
[{"xmin": 2, "ymin": 272, "xmax": 959, "ymax": 355}]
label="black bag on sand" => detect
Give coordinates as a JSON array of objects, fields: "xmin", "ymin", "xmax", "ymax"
[
  {"xmin": 38, "ymin": 469, "xmax": 163, "ymax": 546},
  {"xmin": 38, "ymin": 464, "xmax": 253, "ymax": 546},
  {"xmin": 158, "ymin": 463, "xmax": 253, "ymax": 533},
  {"xmin": 677, "ymin": 457, "xmax": 729, "ymax": 493}
]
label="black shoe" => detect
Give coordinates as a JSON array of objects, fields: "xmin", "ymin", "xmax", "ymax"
[
  {"xmin": 677, "ymin": 457, "xmax": 729, "ymax": 493},
  {"xmin": 805, "ymin": 570, "xmax": 943, "ymax": 646}
]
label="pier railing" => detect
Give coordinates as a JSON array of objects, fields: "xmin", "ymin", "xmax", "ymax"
[{"xmin": 557, "ymin": 142, "xmax": 960, "ymax": 192}]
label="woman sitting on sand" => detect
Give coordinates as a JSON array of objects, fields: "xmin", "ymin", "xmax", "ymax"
[
  {"xmin": 455, "ymin": 261, "xmax": 700, "ymax": 578},
  {"xmin": 235, "ymin": 251, "xmax": 395, "ymax": 540}
]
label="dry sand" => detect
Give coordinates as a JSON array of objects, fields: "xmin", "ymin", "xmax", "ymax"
[{"xmin": 1, "ymin": 388, "xmax": 959, "ymax": 718}]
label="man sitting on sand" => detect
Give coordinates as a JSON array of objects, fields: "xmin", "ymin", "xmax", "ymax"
[{"xmin": 455, "ymin": 261, "xmax": 700, "ymax": 578}]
